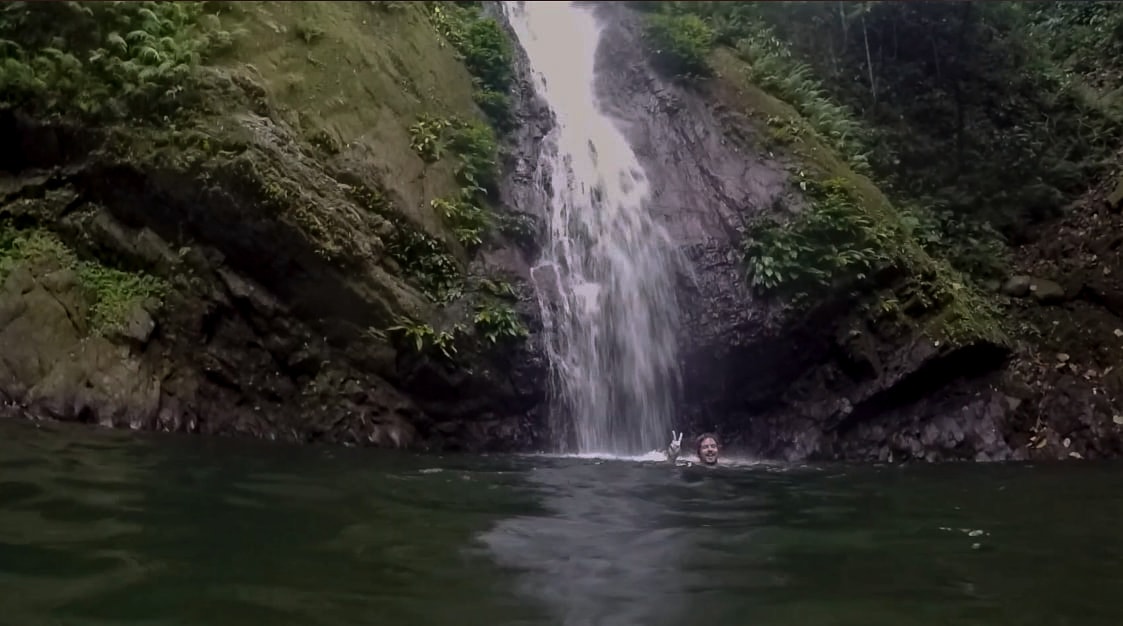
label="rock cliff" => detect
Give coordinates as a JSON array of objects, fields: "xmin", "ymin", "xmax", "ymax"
[
  {"xmin": 4, "ymin": 1, "xmax": 1122, "ymax": 463},
  {"xmin": 588, "ymin": 3, "xmax": 1123, "ymax": 462},
  {"xmin": 0, "ymin": 2, "xmax": 547, "ymax": 451}
]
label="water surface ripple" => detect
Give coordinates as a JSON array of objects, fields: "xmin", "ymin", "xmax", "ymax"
[{"xmin": 2, "ymin": 420, "xmax": 1123, "ymax": 625}]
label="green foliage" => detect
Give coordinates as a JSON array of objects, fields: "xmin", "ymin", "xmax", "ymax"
[
  {"xmin": 899, "ymin": 204, "xmax": 1010, "ymax": 281},
  {"xmin": 386, "ymin": 315, "xmax": 464, "ymax": 360},
  {"xmin": 734, "ymin": 30, "xmax": 872, "ymax": 174},
  {"xmin": 425, "ymin": 2, "xmax": 514, "ymax": 129},
  {"xmin": 741, "ymin": 177, "xmax": 899, "ymax": 299},
  {"xmin": 77, "ymin": 262, "xmax": 167, "ymax": 334},
  {"xmin": 408, "ymin": 114, "xmax": 498, "ymax": 192},
  {"xmin": 473, "ymin": 301, "xmax": 527, "ymax": 345},
  {"xmin": 408, "ymin": 114, "xmax": 453, "ymax": 162},
  {"xmin": 495, "ymin": 212, "xmax": 538, "ymax": 251},
  {"xmin": 349, "ymin": 183, "xmax": 463, "ymax": 302},
  {"xmin": 0, "ymin": 228, "xmax": 168, "ymax": 335},
  {"xmin": 384, "ymin": 223, "xmax": 461, "ymax": 301},
  {"xmin": 0, "ymin": 1, "xmax": 236, "ymax": 121},
  {"xmin": 658, "ymin": 1, "xmax": 1123, "ymax": 284},
  {"xmin": 1026, "ymin": 2, "xmax": 1123, "ymax": 90},
  {"xmin": 642, "ymin": 12, "xmax": 715, "ymax": 79},
  {"xmin": 723, "ymin": 2, "xmax": 1120, "ymax": 236},
  {"xmin": 473, "ymin": 88, "xmax": 513, "ymax": 132},
  {"xmin": 432, "ymin": 192, "xmax": 488, "ymax": 249},
  {"xmin": 408, "ymin": 113, "xmax": 500, "ymax": 254},
  {"xmin": 445, "ymin": 118, "xmax": 499, "ymax": 193},
  {"xmin": 475, "ymin": 276, "xmax": 517, "ymax": 300}
]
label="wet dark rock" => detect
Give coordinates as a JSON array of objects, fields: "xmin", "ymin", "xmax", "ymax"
[
  {"xmin": 1001, "ymin": 275, "xmax": 1032, "ymax": 297},
  {"xmin": 1029, "ymin": 278, "xmax": 1066, "ymax": 304}
]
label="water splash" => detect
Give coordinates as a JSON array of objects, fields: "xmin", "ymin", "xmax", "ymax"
[{"xmin": 502, "ymin": 1, "xmax": 683, "ymax": 455}]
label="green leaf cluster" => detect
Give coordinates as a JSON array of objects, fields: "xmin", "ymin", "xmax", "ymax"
[
  {"xmin": 410, "ymin": 114, "xmax": 500, "ymax": 250},
  {"xmin": 383, "ymin": 222, "xmax": 462, "ymax": 301},
  {"xmin": 473, "ymin": 301, "xmax": 527, "ymax": 345},
  {"xmin": 386, "ymin": 315, "xmax": 464, "ymax": 360},
  {"xmin": 642, "ymin": 12, "xmax": 715, "ymax": 80},
  {"xmin": 471, "ymin": 277, "xmax": 526, "ymax": 345},
  {"xmin": 0, "ymin": 1, "xmax": 235, "ymax": 121},
  {"xmin": 425, "ymin": 2, "xmax": 514, "ymax": 130},
  {"xmin": 384, "ymin": 275, "xmax": 528, "ymax": 360},
  {"xmin": 349, "ymin": 182, "xmax": 461, "ymax": 302},
  {"xmin": 741, "ymin": 178, "xmax": 899, "ymax": 300},
  {"xmin": 409, "ymin": 114, "xmax": 499, "ymax": 192}
]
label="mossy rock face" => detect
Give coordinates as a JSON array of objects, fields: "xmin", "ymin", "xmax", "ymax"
[
  {"xmin": 0, "ymin": 1, "xmax": 544, "ymax": 451},
  {"xmin": 704, "ymin": 46, "xmax": 1005, "ymax": 351},
  {"xmin": 215, "ymin": 1, "xmax": 479, "ymax": 237}
]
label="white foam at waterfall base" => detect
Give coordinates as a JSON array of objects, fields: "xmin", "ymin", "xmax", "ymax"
[
  {"xmin": 503, "ymin": 1, "xmax": 684, "ymax": 457},
  {"xmin": 519, "ymin": 450, "xmax": 773, "ymax": 469}
]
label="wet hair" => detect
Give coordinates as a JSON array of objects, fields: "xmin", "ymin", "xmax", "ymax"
[{"xmin": 695, "ymin": 432, "xmax": 720, "ymax": 457}]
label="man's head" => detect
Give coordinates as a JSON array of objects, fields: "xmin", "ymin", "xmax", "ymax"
[{"xmin": 696, "ymin": 433, "xmax": 720, "ymax": 465}]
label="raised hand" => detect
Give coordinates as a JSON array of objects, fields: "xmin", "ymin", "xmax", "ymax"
[{"xmin": 667, "ymin": 430, "xmax": 684, "ymax": 457}]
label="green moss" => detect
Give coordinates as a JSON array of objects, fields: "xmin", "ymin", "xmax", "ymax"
[{"xmin": 0, "ymin": 228, "xmax": 169, "ymax": 335}]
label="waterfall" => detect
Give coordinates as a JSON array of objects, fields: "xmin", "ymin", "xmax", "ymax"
[{"xmin": 502, "ymin": 1, "xmax": 683, "ymax": 456}]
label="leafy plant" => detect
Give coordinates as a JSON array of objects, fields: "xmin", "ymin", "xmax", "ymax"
[
  {"xmin": 386, "ymin": 315, "xmax": 464, "ymax": 360},
  {"xmin": 475, "ymin": 277, "xmax": 517, "ymax": 300},
  {"xmin": 473, "ymin": 87, "xmax": 513, "ymax": 132},
  {"xmin": 472, "ymin": 302, "xmax": 527, "ymax": 344},
  {"xmin": 408, "ymin": 115, "xmax": 454, "ymax": 162},
  {"xmin": 495, "ymin": 212, "xmax": 538, "ymax": 251},
  {"xmin": 408, "ymin": 113, "xmax": 500, "ymax": 254},
  {"xmin": 432, "ymin": 194, "xmax": 488, "ymax": 249},
  {"xmin": 445, "ymin": 118, "xmax": 499, "ymax": 192},
  {"xmin": 643, "ymin": 12, "xmax": 715, "ymax": 79},
  {"xmin": 741, "ymin": 177, "xmax": 899, "ymax": 300},
  {"xmin": 385, "ymin": 226, "xmax": 461, "ymax": 300},
  {"xmin": 408, "ymin": 115, "xmax": 498, "ymax": 192},
  {"xmin": 425, "ymin": 2, "xmax": 514, "ymax": 129},
  {"xmin": 0, "ymin": 1, "xmax": 237, "ymax": 121},
  {"xmin": 732, "ymin": 24, "xmax": 872, "ymax": 174}
]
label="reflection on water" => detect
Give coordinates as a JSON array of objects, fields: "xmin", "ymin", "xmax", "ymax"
[
  {"xmin": 479, "ymin": 461, "xmax": 693, "ymax": 626},
  {"xmin": 3, "ymin": 419, "xmax": 1123, "ymax": 626}
]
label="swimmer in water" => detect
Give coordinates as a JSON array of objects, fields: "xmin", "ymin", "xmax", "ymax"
[{"xmin": 665, "ymin": 430, "xmax": 720, "ymax": 466}]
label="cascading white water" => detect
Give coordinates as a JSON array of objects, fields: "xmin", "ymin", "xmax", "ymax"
[{"xmin": 502, "ymin": 1, "xmax": 683, "ymax": 456}]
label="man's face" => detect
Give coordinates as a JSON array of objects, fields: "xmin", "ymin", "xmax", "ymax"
[{"xmin": 698, "ymin": 437, "xmax": 719, "ymax": 465}]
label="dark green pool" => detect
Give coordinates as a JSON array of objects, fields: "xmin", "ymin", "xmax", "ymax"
[{"xmin": 1, "ymin": 419, "xmax": 1121, "ymax": 625}]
